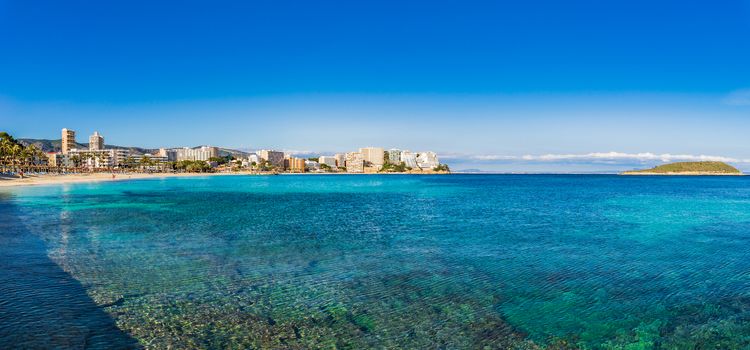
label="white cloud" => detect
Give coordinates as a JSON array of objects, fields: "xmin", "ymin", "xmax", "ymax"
[
  {"xmin": 723, "ymin": 89, "xmax": 750, "ymax": 106},
  {"xmin": 463, "ymin": 152, "xmax": 750, "ymax": 163}
]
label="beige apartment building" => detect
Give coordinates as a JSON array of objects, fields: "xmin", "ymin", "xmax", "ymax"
[
  {"xmin": 345, "ymin": 152, "xmax": 364, "ymax": 173},
  {"xmin": 286, "ymin": 157, "xmax": 306, "ymax": 173},
  {"xmin": 259, "ymin": 150, "xmax": 285, "ymax": 169},
  {"xmin": 61, "ymin": 128, "xmax": 76, "ymax": 154},
  {"xmin": 359, "ymin": 147, "xmax": 384, "ymax": 167}
]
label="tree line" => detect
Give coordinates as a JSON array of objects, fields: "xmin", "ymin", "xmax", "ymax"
[{"xmin": 0, "ymin": 132, "xmax": 47, "ymax": 174}]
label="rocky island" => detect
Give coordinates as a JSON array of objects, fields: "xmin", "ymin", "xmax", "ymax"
[{"xmin": 621, "ymin": 161, "xmax": 743, "ymax": 175}]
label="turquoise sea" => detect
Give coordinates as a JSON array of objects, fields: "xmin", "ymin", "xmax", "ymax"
[{"xmin": 2, "ymin": 174, "xmax": 750, "ymax": 349}]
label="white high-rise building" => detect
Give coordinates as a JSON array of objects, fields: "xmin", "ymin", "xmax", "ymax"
[
  {"xmin": 359, "ymin": 147, "xmax": 384, "ymax": 167},
  {"xmin": 89, "ymin": 131, "xmax": 104, "ymax": 151},
  {"xmin": 400, "ymin": 151, "xmax": 418, "ymax": 168}
]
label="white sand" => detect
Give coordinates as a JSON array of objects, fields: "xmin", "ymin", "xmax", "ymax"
[{"xmin": 0, "ymin": 172, "xmax": 251, "ymax": 188}]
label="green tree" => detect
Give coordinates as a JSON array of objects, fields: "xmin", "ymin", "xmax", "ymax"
[
  {"xmin": 435, "ymin": 164, "xmax": 450, "ymax": 172},
  {"xmin": 209, "ymin": 156, "xmax": 228, "ymax": 165},
  {"xmin": 123, "ymin": 156, "xmax": 136, "ymax": 169}
]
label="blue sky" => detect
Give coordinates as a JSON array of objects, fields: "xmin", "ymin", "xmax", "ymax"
[{"xmin": 1, "ymin": 0, "xmax": 749, "ymax": 171}]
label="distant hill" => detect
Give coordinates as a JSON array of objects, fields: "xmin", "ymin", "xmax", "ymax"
[
  {"xmin": 19, "ymin": 138, "xmax": 249, "ymax": 158},
  {"xmin": 217, "ymin": 148, "xmax": 250, "ymax": 158},
  {"xmin": 19, "ymin": 138, "xmax": 156, "ymax": 155},
  {"xmin": 621, "ymin": 161, "xmax": 742, "ymax": 175}
]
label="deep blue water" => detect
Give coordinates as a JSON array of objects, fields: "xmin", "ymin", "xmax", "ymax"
[{"xmin": 2, "ymin": 174, "xmax": 750, "ymax": 349}]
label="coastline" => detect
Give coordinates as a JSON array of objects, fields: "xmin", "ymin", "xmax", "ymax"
[
  {"xmin": 0, "ymin": 172, "xmax": 245, "ymax": 188},
  {"xmin": 0, "ymin": 171, "xmax": 452, "ymax": 188}
]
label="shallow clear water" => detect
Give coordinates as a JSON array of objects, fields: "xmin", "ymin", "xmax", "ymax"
[{"xmin": 2, "ymin": 174, "xmax": 750, "ymax": 349}]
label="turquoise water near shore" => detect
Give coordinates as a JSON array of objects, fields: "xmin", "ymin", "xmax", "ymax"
[{"xmin": 2, "ymin": 174, "xmax": 750, "ymax": 348}]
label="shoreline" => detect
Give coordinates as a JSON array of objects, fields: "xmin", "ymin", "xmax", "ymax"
[
  {"xmin": 0, "ymin": 171, "xmax": 451, "ymax": 188},
  {"xmin": 2, "ymin": 170, "xmax": 746, "ymax": 188},
  {"xmin": 0, "ymin": 172, "xmax": 245, "ymax": 188}
]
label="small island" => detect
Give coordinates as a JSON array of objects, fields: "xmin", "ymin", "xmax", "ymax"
[{"xmin": 621, "ymin": 161, "xmax": 743, "ymax": 176}]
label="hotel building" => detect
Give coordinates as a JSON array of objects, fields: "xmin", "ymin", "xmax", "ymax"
[
  {"xmin": 61, "ymin": 128, "xmax": 76, "ymax": 154},
  {"xmin": 400, "ymin": 151, "xmax": 418, "ymax": 168},
  {"xmin": 286, "ymin": 157, "xmax": 306, "ymax": 173},
  {"xmin": 305, "ymin": 159, "xmax": 320, "ymax": 171},
  {"xmin": 175, "ymin": 146, "xmax": 219, "ymax": 161},
  {"xmin": 259, "ymin": 150, "xmax": 285, "ymax": 169},
  {"xmin": 334, "ymin": 153, "xmax": 346, "ymax": 168},
  {"xmin": 359, "ymin": 147, "xmax": 384, "ymax": 167},
  {"xmin": 246, "ymin": 153, "xmax": 260, "ymax": 165},
  {"xmin": 416, "ymin": 152, "xmax": 440, "ymax": 169},
  {"xmin": 387, "ymin": 149, "xmax": 401, "ymax": 164},
  {"xmin": 157, "ymin": 148, "xmax": 178, "ymax": 161},
  {"xmin": 46, "ymin": 152, "xmax": 64, "ymax": 167},
  {"xmin": 318, "ymin": 156, "xmax": 337, "ymax": 168},
  {"xmin": 89, "ymin": 131, "xmax": 104, "ymax": 151},
  {"xmin": 67, "ymin": 148, "xmax": 115, "ymax": 169},
  {"xmin": 345, "ymin": 152, "xmax": 365, "ymax": 173}
]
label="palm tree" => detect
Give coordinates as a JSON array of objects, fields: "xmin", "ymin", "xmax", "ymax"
[
  {"xmin": 0, "ymin": 137, "xmax": 10, "ymax": 173},
  {"xmin": 20, "ymin": 145, "xmax": 40, "ymax": 171},
  {"xmin": 70, "ymin": 154, "xmax": 82, "ymax": 170},
  {"xmin": 10, "ymin": 143, "xmax": 22, "ymax": 173},
  {"xmin": 93, "ymin": 152, "xmax": 107, "ymax": 171},
  {"xmin": 139, "ymin": 156, "xmax": 154, "ymax": 172},
  {"xmin": 123, "ymin": 156, "xmax": 135, "ymax": 170}
]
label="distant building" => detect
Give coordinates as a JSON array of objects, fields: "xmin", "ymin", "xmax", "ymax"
[
  {"xmin": 157, "ymin": 148, "xmax": 178, "ymax": 161},
  {"xmin": 400, "ymin": 151, "xmax": 418, "ymax": 168},
  {"xmin": 416, "ymin": 152, "xmax": 440, "ymax": 169},
  {"xmin": 135, "ymin": 154, "xmax": 168, "ymax": 163},
  {"xmin": 89, "ymin": 131, "xmax": 104, "ymax": 151},
  {"xmin": 68, "ymin": 148, "xmax": 116, "ymax": 169},
  {"xmin": 111, "ymin": 149, "xmax": 131, "ymax": 167},
  {"xmin": 287, "ymin": 157, "xmax": 306, "ymax": 172},
  {"xmin": 175, "ymin": 146, "xmax": 219, "ymax": 161},
  {"xmin": 47, "ymin": 152, "xmax": 63, "ymax": 167},
  {"xmin": 345, "ymin": 152, "xmax": 364, "ymax": 173},
  {"xmin": 61, "ymin": 128, "xmax": 76, "ymax": 155},
  {"xmin": 334, "ymin": 153, "xmax": 346, "ymax": 168},
  {"xmin": 259, "ymin": 150, "xmax": 285, "ymax": 169},
  {"xmin": 359, "ymin": 147, "xmax": 384, "ymax": 167},
  {"xmin": 247, "ymin": 153, "xmax": 260, "ymax": 165},
  {"xmin": 305, "ymin": 160, "xmax": 320, "ymax": 171},
  {"xmin": 387, "ymin": 149, "xmax": 401, "ymax": 164},
  {"xmin": 318, "ymin": 156, "xmax": 337, "ymax": 168}
]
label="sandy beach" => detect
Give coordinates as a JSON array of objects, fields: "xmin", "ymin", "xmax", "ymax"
[
  {"xmin": 0, "ymin": 170, "xmax": 452, "ymax": 188},
  {"xmin": 0, "ymin": 172, "xmax": 250, "ymax": 188}
]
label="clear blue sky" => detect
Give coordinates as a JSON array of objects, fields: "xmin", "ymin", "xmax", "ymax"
[{"xmin": 1, "ymin": 0, "xmax": 749, "ymax": 171}]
